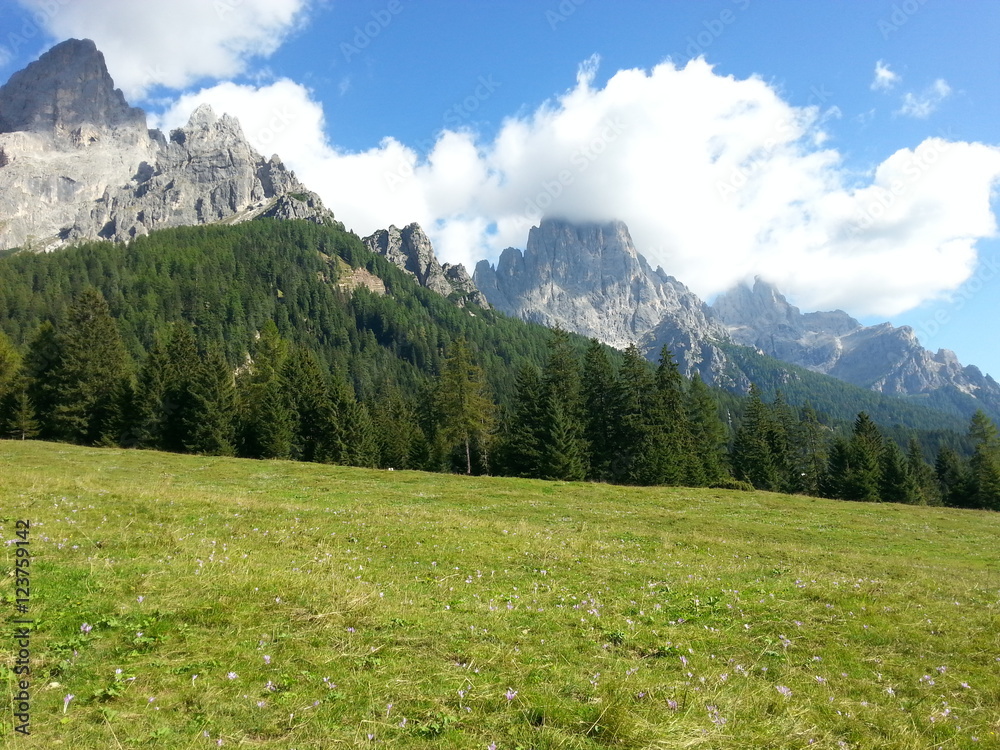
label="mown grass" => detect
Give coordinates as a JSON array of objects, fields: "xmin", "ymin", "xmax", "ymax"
[{"xmin": 1, "ymin": 440, "xmax": 999, "ymax": 748}]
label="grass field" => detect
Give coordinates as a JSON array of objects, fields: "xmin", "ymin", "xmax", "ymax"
[{"xmin": 1, "ymin": 440, "xmax": 999, "ymax": 748}]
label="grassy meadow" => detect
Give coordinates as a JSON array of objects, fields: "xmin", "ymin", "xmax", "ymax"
[{"xmin": 1, "ymin": 440, "xmax": 999, "ymax": 748}]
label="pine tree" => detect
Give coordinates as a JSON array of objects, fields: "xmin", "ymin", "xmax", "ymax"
[
  {"xmin": 968, "ymin": 410, "xmax": 1000, "ymax": 510},
  {"xmin": 283, "ymin": 347, "xmax": 336, "ymax": 463},
  {"xmin": 539, "ymin": 330, "xmax": 588, "ymax": 481},
  {"xmin": 843, "ymin": 412, "xmax": 884, "ymax": 502},
  {"xmin": 160, "ymin": 324, "xmax": 200, "ymax": 453},
  {"xmin": 125, "ymin": 338, "xmax": 171, "ymax": 449},
  {"xmin": 823, "ymin": 436, "xmax": 851, "ymax": 499},
  {"xmin": 731, "ymin": 385, "xmax": 780, "ymax": 491},
  {"xmin": 185, "ymin": 345, "xmax": 237, "ymax": 456},
  {"xmin": 327, "ymin": 372, "xmax": 359, "ymax": 465},
  {"xmin": 24, "ymin": 321, "xmax": 65, "ymax": 440},
  {"xmin": 769, "ymin": 392, "xmax": 797, "ymax": 492},
  {"xmin": 879, "ymin": 439, "xmax": 921, "ymax": 504},
  {"xmin": 0, "ymin": 385, "xmax": 39, "ymax": 440},
  {"xmin": 49, "ymin": 289, "xmax": 132, "ymax": 445},
  {"xmin": 581, "ymin": 339, "xmax": 616, "ymax": 481},
  {"xmin": 434, "ymin": 338, "xmax": 495, "ymax": 475},
  {"xmin": 237, "ymin": 320, "xmax": 293, "ymax": 459},
  {"xmin": 495, "ymin": 364, "xmax": 545, "ymax": 477},
  {"xmin": 794, "ymin": 405, "xmax": 828, "ymax": 496},
  {"xmin": 0, "ymin": 329, "xmax": 20, "ymax": 400},
  {"xmin": 935, "ymin": 446, "xmax": 971, "ymax": 508},
  {"xmin": 651, "ymin": 347, "xmax": 691, "ymax": 485},
  {"xmin": 373, "ymin": 386, "xmax": 427, "ymax": 470},
  {"xmin": 685, "ymin": 372, "xmax": 729, "ymax": 486},
  {"xmin": 609, "ymin": 344, "xmax": 657, "ymax": 484},
  {"xmin": 906, "ymin": 438, "xmax": 940, "ymax": 505}
]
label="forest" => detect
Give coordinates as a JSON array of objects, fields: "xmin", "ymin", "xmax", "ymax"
[{"xmin": 0, "ymin": 219, "xmax": 997, "ymax": 511}]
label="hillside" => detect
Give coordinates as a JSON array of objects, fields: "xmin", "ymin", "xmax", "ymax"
[{"xmin": 1, "ymin": 441, "xmax": 998, "ymax": 748}]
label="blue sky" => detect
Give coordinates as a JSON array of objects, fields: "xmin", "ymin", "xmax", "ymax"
[{"xmin": 2, "ymin": 0, "xmax": 999, "ymax": 378}]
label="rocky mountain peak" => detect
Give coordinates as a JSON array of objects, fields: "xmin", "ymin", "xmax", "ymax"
[
  {"xmin": 363, "ymin": 223, "xmax": 489, "ymax": 308},
  {"xmin": 0, "ymin": 38, "xmax": 335, "ymax": 251},
  {"xmin": 474, "ymin": 216, "xmax": 731, "ymax": 379},
  {"xmin": 0, "ymin": 38, "xmax": 146, "ymax": 141}
]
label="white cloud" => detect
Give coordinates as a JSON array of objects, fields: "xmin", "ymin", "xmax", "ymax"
[
  {"xmin": 897, "ymin": 78, "xmax": 952, "ymax": 119},
  {"xmin": 871, "ymin": 60, "xmax": 900, "ymax": 91},
  {"xmin": 15, "ymin": 0, "xmax": 313, "ymax": 99},
  {"xmin": 153, "ymin": 59, "xmax": 1000, "ymax": 319}
]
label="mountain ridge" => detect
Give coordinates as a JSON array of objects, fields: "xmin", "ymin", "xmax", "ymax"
[{"xmin": 0, "ymin": 38, "xmax": 334, "ymax": 252}]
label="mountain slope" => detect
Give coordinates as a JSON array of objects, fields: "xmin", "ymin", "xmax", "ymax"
[
  {"xmin": 363, "ymin": 223, "xmax": 489, "ymax": 308},
  {"xmin": 0, "ymin": 38, "xmax": 332, "ymax": 251},
  {"xmin": 473, "ymin": 218, "xmax": 730, "ymax": 378},
  {"xmin": 712, "ymin": 278, "xmax": 1000, "ymax": 416}
]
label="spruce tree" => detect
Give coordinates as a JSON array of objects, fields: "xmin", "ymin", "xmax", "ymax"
[
  {"xmin": 434, "ymin": 338, "xmax": 495, "ymax": 475},
  {"xmin": 496, "ymin": 364, "xmax": 545, "ymax": 477},
  {"xmin": 768, "ymin": 392, "xmax": 797, "ymax": 492},
  {"xmin": 283, "ymin": 347, "xmax": 336, "ymax": 463},
  {"xmin": 935, "ymin": 446, "xmax": 971, "ymax": 508},
  {"xmin": 373, "ymin": 386, "xmax": 427, "ymax": 470},
  {"xmin": 126, "ymin": 338, "xmax": 171, "ymax": 449},
  {"xmin": 237, "ymin": 320, "xmax": 293, "ymax": 459},
  {"xmin": 609, "ymin": 344, "xmax": 657, "ymax": 484},
  {"xmin": 968, "ymin": 410, "xmax": 1000, "ymax": 510},
  {"xmin": 686, "ymin": 372, "xmax": 729, "ymax": 486},
  {"xmin": 795, "ymin": 405, "xmax": 828, "ymax": 496},
  {"xmin": 906, "ymin": 438, "xmax": 940, "ymax": 505},
  {"xmin": 539, "ymin": 330, "xmax": 588, "ymax": 481},
  {"xmin": 731, "ymin": 385, "xmax": 780, "ymax": 491},
  {"xmin": 0, "ymin": 329, "xmax": 20, "ymax": 400},
  {"xmin": 24, "ymin": 321, "xmax": 65, "ymax": 440},
  {"xmin": 581, "ymin": 339, "xmax": 616, "ymax": 481},
  {"xmin": 823, "ymin": 436, "xmax": 851, "ymax": 499},
  {"xmin": 843, "ymin": 412, "xmax": 884, "ymax": 502},
  {"xmin": 652, "ymin": 347, "xmax": 691, "ymax": 486},
  {"xmin": 160, "ymin": 324, "xmax": 200, "ymax": 453},
  {"xmin": 879, "ymin": 439, "xmax": 920, "ymax": 504},
  {"xmin": 3, "ymin": 385, "xmax": 38, "ymax": 440},
  {"xmin": 185, "ymin": 345, "xmax": 237, "ymax": 456},
  {"xmin": 49, "ymin": 289, "xmax": 131, "ymax": 445}
]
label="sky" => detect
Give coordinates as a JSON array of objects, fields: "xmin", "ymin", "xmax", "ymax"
[{"xmin": 2, "ymin": 0, "xmax": 1000, "ymax": 377}]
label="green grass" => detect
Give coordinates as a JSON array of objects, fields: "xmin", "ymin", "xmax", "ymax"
[{"xmin": 2, "ymin": 441, "xmax": 999, "ymax": 748}]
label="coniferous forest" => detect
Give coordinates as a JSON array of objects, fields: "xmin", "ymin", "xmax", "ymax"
[{"xmin": 0, "ymin": 219, "xmax": 997, "ymax": 511}]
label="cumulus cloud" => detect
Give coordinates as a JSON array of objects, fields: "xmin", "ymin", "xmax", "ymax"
[
  {"xmin": 14, "ymin": 0, "xmax": 312, "ymax": 99},
  {"xmin": 154, "ymin": 59, "xmax": 1000, "ymax": 318},
  {"xmin": 871, "ymin": 60, "xmax": 900, "ymax": 91},
  {"xmin": 897, "ymin": 79, "xmax": 952, "ymax": 119}
]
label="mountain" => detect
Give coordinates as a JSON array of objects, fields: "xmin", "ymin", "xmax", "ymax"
[
  {"xmin": 363, "ymin": 223, "xmax": 489, "ymax": 308},
  {"xmin": 712, "ymin": 278, "xmax": 1000, "ymax": 409},
  {"xmin": 471, "ymin": 217, "xmax": 1000, "ymax": 422},
  {"xmin": 473, "ymin": 218, "xmax": 732, "ymax": 379},
  {"xmin": 0, "ymin": 38, "xmax": 333, "ymax": 252}
]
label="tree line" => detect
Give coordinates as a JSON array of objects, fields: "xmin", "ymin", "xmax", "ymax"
[{"xmin": 1, "ymin": 291, "xmax": 996, "ymax": 512}]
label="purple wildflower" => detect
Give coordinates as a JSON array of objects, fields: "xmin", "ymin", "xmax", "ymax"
[{"xmin": 80, "ymin": 623, "xmax": 92, "ymax": 634}]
